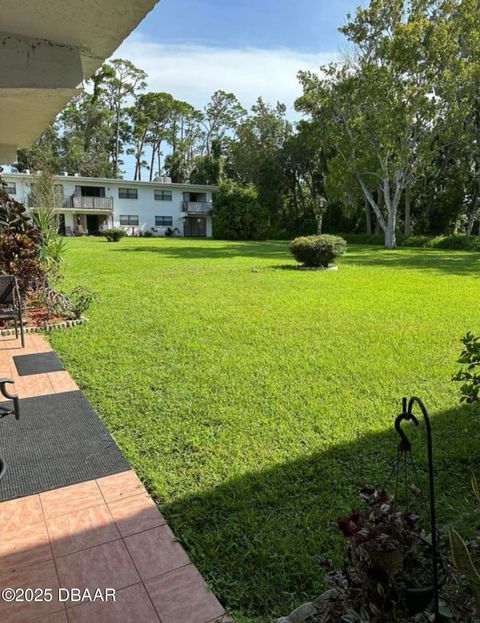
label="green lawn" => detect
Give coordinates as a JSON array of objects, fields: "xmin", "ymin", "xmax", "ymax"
[{"xmin": 49, "ymin": 238, "xmax": 480, "ymax": 622}]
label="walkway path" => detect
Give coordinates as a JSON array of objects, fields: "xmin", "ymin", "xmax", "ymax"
[{"xmin": 0, "ymin": 334, "xmax": 229, "ymax": 623}]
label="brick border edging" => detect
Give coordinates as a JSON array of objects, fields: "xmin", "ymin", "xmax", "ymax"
[{"xmin": 0, "ymin": 317, "xmax": 86, "ymax": 336}]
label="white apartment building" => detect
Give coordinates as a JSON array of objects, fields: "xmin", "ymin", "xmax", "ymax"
[{"xmin": 2, "ymin": 172, "xmax": 216, "ymax": 237}]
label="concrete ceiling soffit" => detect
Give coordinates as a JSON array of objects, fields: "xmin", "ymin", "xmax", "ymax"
[{"xmin": 0, "ymin": 32, "xmax": 84, "ymax": 89}]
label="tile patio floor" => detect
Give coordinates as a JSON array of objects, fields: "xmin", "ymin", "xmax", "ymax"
[{"xmin": 0, "ymin": 334, "xmax": 229, "ymax": 623}]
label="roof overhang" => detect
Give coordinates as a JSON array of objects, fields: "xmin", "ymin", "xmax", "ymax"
[{"xmin": 0, "ymin": 0, "xmax": 159, "ymax": 162}]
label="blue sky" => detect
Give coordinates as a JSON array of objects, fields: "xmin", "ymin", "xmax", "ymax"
[
  {"xmin": 137, "ymin": 0, "xmax": 360, "ymax": 53},
  {"xmin": 115, "ymin": 0, "xmax": 362, "ymax": 178},
  {"xmin": 116, "ymin": 0, "xmax": 362, "ymax": 111}
]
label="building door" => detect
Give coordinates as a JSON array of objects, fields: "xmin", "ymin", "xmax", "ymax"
[
  {"xmin": 184, "ymin": 217, "xmax": 206, "ymax": 237},
  {"xmin": 86, "ymin": 214, "xmax": 99, "ymax": 234}
]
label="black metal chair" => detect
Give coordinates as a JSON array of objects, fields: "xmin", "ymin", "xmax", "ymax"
[
  {"xmin": 0, "ymin": 275, "xmax": 25, "ymax": 347},
  {"xmin": 0, "ymin": 378, "xmax": 20, "ymax": 481}
]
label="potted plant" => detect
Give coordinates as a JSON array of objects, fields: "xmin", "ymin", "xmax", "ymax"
[
  {"xmin": 336, "ymin": 485, "xmax": 446, "ymax": 615},
  {"xmin": 276, "ymin": 485, "xmax": 446, "ymax": 623}
]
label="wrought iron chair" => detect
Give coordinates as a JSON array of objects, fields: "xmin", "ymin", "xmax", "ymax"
[
  {"xmin": 0, "ymin": 378, "xmax": 20, "ymax": 481},
  {"xmin": 0, "ymin": 275, "xmax": 25, "ymax": 347}
]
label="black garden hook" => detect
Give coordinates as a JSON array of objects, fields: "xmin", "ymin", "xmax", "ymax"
[{"xmin": 394, "ymin": 396, "xmax": 439, "ymax": 621}]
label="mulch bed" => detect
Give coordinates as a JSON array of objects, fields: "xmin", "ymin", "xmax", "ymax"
[{"xmin": 0, "ymin": 302, "xmax": 85, "ymax": 335}]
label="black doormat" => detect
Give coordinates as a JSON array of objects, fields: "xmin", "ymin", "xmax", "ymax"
[
  {"xmin": 13, "ymin": 351, "xmax": 64, "ymax": 376},
  {"xmin": 0, "ymin": 390, "xmax": 130, "ymax": 501}
]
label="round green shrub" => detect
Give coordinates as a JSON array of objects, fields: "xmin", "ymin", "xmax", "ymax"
[
  {"xmin": 289, "ymin": 234, "xmax": 347, "ymax": 268},
  {"xmin": 103, "ymin": 228, "xmax": 127, "ymax": 243},
  {"xmin": 143, "ymin": 230, "xmax": 154, "ymax": 238}
]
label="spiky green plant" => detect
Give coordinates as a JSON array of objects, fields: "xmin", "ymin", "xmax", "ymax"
[{"xmin": 449, "ymin": 474, "xmax": 480, "ymax": 609}]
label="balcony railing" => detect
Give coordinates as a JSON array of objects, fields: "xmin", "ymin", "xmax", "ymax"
[
  {"xmin": 28, "ymin": 196, "xmax": 114, "ymax": 211},
  {"xmin": 181, "ymin": 201, "xmax": 212, "ymax": 214},
  {"xmin": 68, "ymin": 196, "xmax": 114, "ymax": 211}
]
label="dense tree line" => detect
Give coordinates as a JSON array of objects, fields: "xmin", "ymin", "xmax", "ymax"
[{"xmin": 16, "ymin": 0, "xmax": 480, "ymax": 247}]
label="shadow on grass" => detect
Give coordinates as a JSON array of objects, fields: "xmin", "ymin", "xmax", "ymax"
[
  {"xmin": 271, "ymin": 264, "xmax": 301, "ymax": 271},
  {"xmin": 112, "ymin": 240, "xmax": 290, "ymax": 261},
  {"xmin": 159, "ymin": 402, "xmax": 480, "ymax": 621},
  {"xmin": 111, "ymin": 240, "xmax": 480, "ymax": 277},
  {"xmin": 345, "ymin": 246, "xmax": 480, "ymax": 277}
]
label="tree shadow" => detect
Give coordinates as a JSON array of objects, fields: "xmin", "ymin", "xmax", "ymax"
[
  {"xmin": 112, "ymin": 240, "xmax": 290, "ymax": 261},
  {"xmin": 160, "ymin": 402, "xmax": 480, "ymax": 621},
  {"xmin": 346, "ymin": 246, "xmax": 480, "ymax": 277},
  {"xmin": 271, "ymin": 264, "xmax": 301, "ymax": 270},
  {"xmin": 111, "ymin": 241, "xmax": 480, "ymax": 277}
]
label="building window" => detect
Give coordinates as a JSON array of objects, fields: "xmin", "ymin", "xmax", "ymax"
[
  {"xmin": 118, "ymin": 188, "xmax": 138, "ymax": 199},
  {"xmin": 55, "ymin": 184, "xmax": 64, "ymax": 196},
  {"xmin": 3, "ymin": 182, "xmax": 16, "ymax": 194},
  {"xmin": 154, "ymin": 189, "xmax": 172, "ymax": 201},
  {"xmin": 119, "ymin": 215, "xmax": 139, "ymax": 226},
  {"xmin": 155, "ymin": 216, "xmax": 173, "ymax": 226}
]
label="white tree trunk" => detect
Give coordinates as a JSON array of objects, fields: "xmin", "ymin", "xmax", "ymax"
[
  {"xmin": 385, "ymin": 212, "xmax": 397, "ymax": 249},
  {"xmin": 358, "ymin": 178, "xmax": 387, "ymax": 231},
  {"xmin": 358, "ymin": 174, "xmax": 402, "ymax": 249},
  {"xmin": 404, "ymin": 188, "xmax": 411, "ymax": 237},
  {"xmin": 383, "ymin": 170, "xmax": 404, "ymax": 249}
]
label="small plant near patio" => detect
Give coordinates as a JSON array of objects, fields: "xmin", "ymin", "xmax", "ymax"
[
  {"xmin": 30, "ymin": 172, "xmax": 68, "ymax": 276},
  {"xmin": 452, "ymin": 332, "xmax": 480, "ymax": 403},
  {"xmin": 0, "ymin": 185, "xmax": 45, "ymax": 295},
  {"xmin": 103, "ymin": 228, "xmax": 127, "ymax": 242},
  {"xmin": 40, "ymin": 285, "xmax": 99, "ymax": 320},
  {"xmin": 0, "ymin": 232, "xmax": 45, "ymax": 296},
  {"xmin": 289, "ymin": 234, "xmax": 346, "ymax": 268},
  {"xmin": 276, "ymin": 485, "xmax": 446, "ymax": 623},
  {"xmin": 0, "ymin": 174, "xmax": 97, "ymax": 327},
  {"xmin": 449, "ymin": 475, "xmax": 480, "ymax": 612}
]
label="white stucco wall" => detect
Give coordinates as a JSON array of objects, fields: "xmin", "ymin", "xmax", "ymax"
[{"xmin": 2, "ymin": 173, "xmax": 215, "ymax": 237}]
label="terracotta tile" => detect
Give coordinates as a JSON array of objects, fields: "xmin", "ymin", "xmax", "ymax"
[
  {"xmin": 0, "ymin": 559, "xmax": 63, "ymax": 623},
  {"xmin": 145, "ymin": 565, "xmax": 225, "ymax": 623},
  {"xmin": 0, "ymin": 521, "xmax": 51, "ymax": 579},
  {"xmin": 0, "ymin": 494, "xmax": 44, "ymax": 533},
  {"xmin": 28, "ymin": 336, "xmax": 53, "ymax": 352},
  {"xmin": 49, "ymin": 371, "xmax": 78, "ymax": 394},
  {"xmin": 96, "ymin": 471, "xmax": 146, "ymax": 503},
  {"xmin": 66, "ymin": 583, "xmax": 160, "ymax": 623},
  {"xmin": 124, "ymin": 525, "xmax": 190, "ymax": 581},
  {"xmin": 47, "ymin": 504, "xmax": 120, "ymax": 558},
  {"xmin": 13, "ymin": 374, "xmax": 55, "ymax": 398},
  {"xmin": 0, "ymin": 337, "xmax": 24, "ymax": 353},
  {"xmin": 108, "ymin": 492, "xmax": 165, "ymax": 537},
  {"xmin": 40, "ymin": 481, "xmax": 104, "ymax": 519},
  {"xmin": 0, "ymin": 355, "xmax": 12, "ymax": 371},
  {"xmin": 34, "ymin": 611, "xmax": 68, "ymax": 623},
  {"xmin": 56, "ymin": 540, "xmax": 140, "ymax": 597},
  {"xmin": 0, "ymin": 370, "xmax": 12, "ymax": 382}
]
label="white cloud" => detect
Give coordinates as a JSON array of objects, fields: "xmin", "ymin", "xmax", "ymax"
[{"xmin": 114, "ymin": 34, "xmax": 337, "ymax": 115}]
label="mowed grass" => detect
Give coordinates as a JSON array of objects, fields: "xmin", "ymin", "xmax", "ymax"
[{"xmin": 49, "ymin": 238, "xmax": 480, "ymax": 621}]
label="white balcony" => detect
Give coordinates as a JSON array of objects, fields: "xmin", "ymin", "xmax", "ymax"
[
  {"xmin": 28, "ymin": 196, "xmax": 114, "ymax": 213},
  {"xmin": 69, "ymin": 196, "xmax": 114, "ymax": 211},
  {"xmin": 181, "ymin": 201, "xmax": 212, "ymax": 214}
]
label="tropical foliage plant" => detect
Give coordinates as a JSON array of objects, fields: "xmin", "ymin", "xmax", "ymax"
[{"xmin": 452, "ymin": 332, "xmax": 480, "ymax": 403}]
